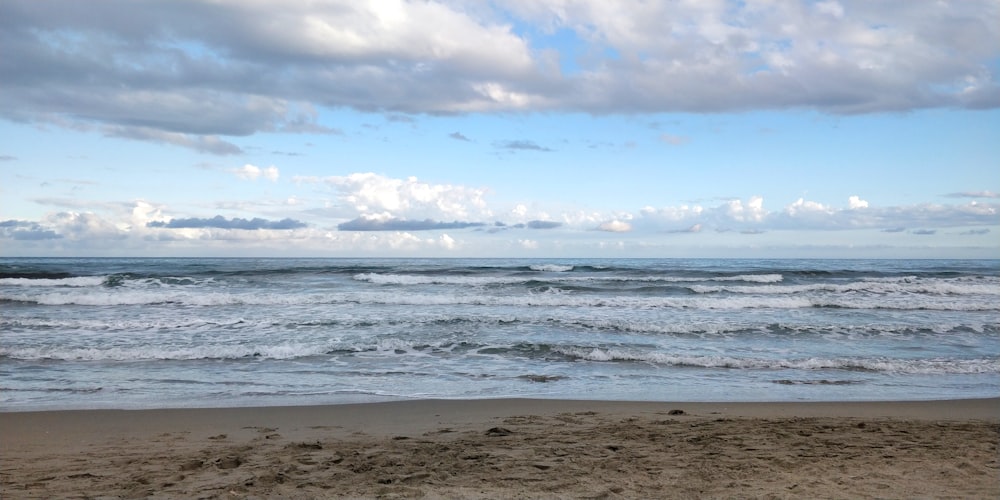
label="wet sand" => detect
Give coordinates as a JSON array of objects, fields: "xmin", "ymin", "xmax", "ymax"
[{"xmin": 2, "ymin": 398, "xmax": 998, "ymax": 498}]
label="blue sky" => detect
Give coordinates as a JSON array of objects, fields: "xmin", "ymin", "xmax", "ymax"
[{"xmin": 1, "ymin": 0, "xmax": 998, "ymax": 258}]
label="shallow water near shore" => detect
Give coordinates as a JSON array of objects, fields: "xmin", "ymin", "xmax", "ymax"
[{"xmin": 2, "ymin": 258, "xmax": 998, "ymax": 410}]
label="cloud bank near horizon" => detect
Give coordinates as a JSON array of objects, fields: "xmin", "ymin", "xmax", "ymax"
[
  {"xmin": 2, "ymin": 0, "xmax": 998, "ymax": 153},
  {"xmin": 2, "ymin": 172, "xmax": 996, "ymax": 256}
]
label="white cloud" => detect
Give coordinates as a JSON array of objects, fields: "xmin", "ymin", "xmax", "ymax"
[
  {"xmin": 725, "ymin": 196, "xmax": 767, "ymax": 223},
  {"xmin": 848, "ymin": 195, "xmax": 869, "ymax": 209},
  {"xmin": 815, "ymin": 1, "xmax": 845, "ymax": 19},
  {"xmin": 234, "ymin": 164, "xmax": 280, "ymax": 182},
  {"xmin": 439, "ymin": 234, "xmax": 457, "ymax": 250},
  {"xmin": 45, "ymin": 212, "xmax": 125, "ymax": 241},
  {"xmin": 311, "ymin": 172, "xmax": 491, "ymax": 221},
  {"xmin": 597, "ymin": 220, "xmax": 632, "ymax": 232},
  {"xmin": 785, "ymin": 198, "xmax": 832, "ymax": 216}
]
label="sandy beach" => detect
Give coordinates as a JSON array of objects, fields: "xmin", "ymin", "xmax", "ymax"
[{"xmin": 1, "ymin": 398, "xmax": 997, "ymax": 499}]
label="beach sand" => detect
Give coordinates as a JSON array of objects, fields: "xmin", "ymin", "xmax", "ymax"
[{"xmin": 2, "ymin": 398, "xmax": 997, "ymax": 499}]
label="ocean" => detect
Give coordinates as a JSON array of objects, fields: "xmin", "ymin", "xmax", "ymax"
[{"xmin": 1, "ymin": 258, "xmax": 998, "ymax": 410}]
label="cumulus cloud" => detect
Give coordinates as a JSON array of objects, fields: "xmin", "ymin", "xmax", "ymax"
[
  {"xmin": 298, "ymin": 172, "xmax": 492, "ymax": 222},
  {"xmin": 2, "ymin": 0, "xmax": 997, "ymax": 152},
  {"xmin": 725, "ymin": 196, "xmax": 767, "ymax": 223},
  {"xmin": 0, "ymin": 220, "xmax": 61, "ymax": 240},
  {"xmin": 46, "ymin": 212, "xmax": 126, "ymax": 240},
  {"xmin": 233, "ymin": 164, "xmax": 280, "ymax": 181},
  {"xmin": 148, "ymin": 216, "xmax": 307, "ymax": 230}
]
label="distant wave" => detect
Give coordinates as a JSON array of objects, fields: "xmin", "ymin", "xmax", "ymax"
[
  {"xmin": 3, "ymin": 288, "xmax": 997, "ymax": 311},
  {"xmin": 5, "ymin": 342, "xmax": 996, "ymax": 375},
  {"xmin": 6, "ymin": 314, "xmax": 993, "ymax": 337},
  {"xmin": 529, "ymin": 264, "xmax": 574, "ymax": 272},
  {"xmin": 352, "ymin": 272, "xmax": 784, "ymax": 286}
]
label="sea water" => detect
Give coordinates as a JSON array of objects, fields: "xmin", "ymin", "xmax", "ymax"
[{"xmin": 1, "ymin": 258, "xmax": 998, "ymax": 410}]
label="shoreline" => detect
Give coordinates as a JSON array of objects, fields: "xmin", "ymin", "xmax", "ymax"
[{"xmin": 2, "ymin": 397, "xmax": 997, "ymax": 498}]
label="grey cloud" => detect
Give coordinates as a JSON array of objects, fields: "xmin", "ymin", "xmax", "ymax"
[
  {"xmin": 945, "ymin": 191, "xmax": 999, "ymax": 199},
  {"xmin": 0, "ymin": 155, "xmax": 16, "ymax": 161},
  {"xmin": 338, "ymin": 218, "xmax": 485, "ymax": 231},
  {"xmin": 525, "ymin": 220, "xmax": 562, "ymax": 229},
  {"xmin": 911, "ymin": 229, "xmax": 937, "ymax": 235},
  {"xmin": 496, "ymin": 140, "xmax": 553, "ymax": 152},
  {"xmin": 386, "ymin": 114, "xmax": 416, "ymax": 124},
  {"xmin": 882, "ymin": 227, "xmax": 907, "ymax": 233},
  {"xmin": 0, "ymin": 220, "xmax": 62, "ymax": 240},
  {"xmin": 148, "ymin": 216, "xmax": 307, "ymax": 230},
  {"xmin": 961, "ymin": 228, "xmax": 991, "ymax": 235},
  {"xmin": 103, "ymin": 126, "xmax": 243, "ymax": 155},
  {"xmin": 449, "ymin": 132, "xmax": 471, "ymax": 142},
  {"xmin": 0, "ymin": 0, "xmax": 997, "ymax": 153}
]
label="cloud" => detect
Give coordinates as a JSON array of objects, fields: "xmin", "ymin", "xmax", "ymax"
[
  {"xmin": 298, "ymin": 172, "xmax": 492, "ymax": 222},
  {"xmin": 659, "ymin": 133, "xmax": 690, "ymax": 146},
  {"xmin": 46, "ymin": 212, "xmax": 125, "ymax": 240},
  {"xmin": 0, "ymin": 220, "xmax": 62, "ymax": 240},
  {"xmin": 496, "ymin": 140, "xmax": 553, "ymax": 152},
  {"xmin": 233, "ymin": 164, "xmax": 280, "ymax": 182},
  {"xmin": 525, "ymin": 220, "xmax": 562, "ymax": 229},
  {"xmin": 449, "ymin": 132, "xmax": 471, "ymax": 142},
  {"xmin": 638, "ymin": 196, "xmax": 1000, "ymax": 233},
  {"xmin": 668, "ymin": 224, "xmax": 703, "ymax": 234},
  {"xmin": 946, "ymin": 191, "xmax": 999, "ymax": 199},
  {"xmin": 148, "ymin": 216, "xmax": 307, "ymax": 230},
  {"xmin": 337, "ymin": 217, "xmax": 485, "ymax": 232},
  {"xmin": 597, "ymin": 220, "xmax": 632, "ymax": 232},
  {"xmin": 103, "ymin": 126, "xmax": 243, "ymax": 155},
  {"xmin": 0, "ymin": 155, "xmax": 16, "ymax": 161},
  {"xmin": 961, "ymin": 228, "xmax": 991, "ymax": 235},
  {"xmin": 2, "ymin": 0, "xmax": 997, "ymax": 152},
  {"xmin": 911, "ymin": 229, "xmax": 937, "ymax": 235}
]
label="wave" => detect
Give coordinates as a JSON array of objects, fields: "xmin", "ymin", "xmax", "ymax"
[
  {"xmin": 0, "ymin": 343, "xmax": 334, "ymax": 362},
  {"xmin": 352, "ymin": 272, "xmax": 785, "ymax": 286},
  {"xmin": 0, "ymin": 274, "xmax": 217, "ymax": 289},
  {"xmin": 555, "ymin": 347, "xmax": 1000, "ymax": 374},
  {"xmin": 5, "ymin": 315, "xmax": 996, "ymax": 340},
  {"xmin": 529, "ymin": 264, "xmax": 574, "ymax": 272},
  {"xmin": 0, "ymin": 276, "xmax": 108, "ymax": 287},
  {"xmin": 3, "ymin": 288, "xmax": 997, "ymax": 311},
  {"xmin": 5, "ymin": 341, "xmax": 996, "ymax": 375}
]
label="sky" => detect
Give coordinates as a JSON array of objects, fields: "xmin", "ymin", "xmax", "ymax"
[{"xmin": 1, "ymin": 0, "xmax": 998, "ymax": 258}]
